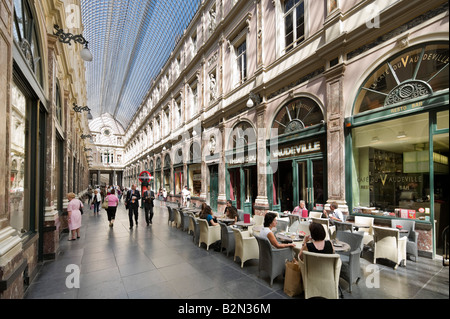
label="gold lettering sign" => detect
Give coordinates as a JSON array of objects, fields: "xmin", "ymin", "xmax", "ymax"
[{"xmin": 271, "ymin": 141, "xmax": 321, "ymax": 159}]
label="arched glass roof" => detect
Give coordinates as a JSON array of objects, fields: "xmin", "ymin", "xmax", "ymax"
[{"xmin": 80, "ymin": 0, "xmax": 202, "ymax": 130}]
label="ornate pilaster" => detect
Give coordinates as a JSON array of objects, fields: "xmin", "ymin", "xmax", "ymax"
[
  {"xmin": 324, "ymin": 63, "xmax": 348, "ymax": 213},
  {"xmin": 254, "ymin": 101, "xmax": 269, "ymax": 215}
]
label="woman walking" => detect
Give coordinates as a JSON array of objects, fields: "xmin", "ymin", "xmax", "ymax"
[
  {"xmin": 106, "ymin": 188, "xmax": 119, "ymax": 227},
  {"xmin": 67, "ymin": 193, "xmax": 83, "ymax": 241}
]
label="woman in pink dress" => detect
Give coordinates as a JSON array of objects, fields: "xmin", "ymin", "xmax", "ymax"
[
  {"xmin": 67, "ymin": 192, "xmax": 83, "ymax": 241},
  {"xmin": 106, "ymin": 189, "xmax": 119, "ymax": 227}
]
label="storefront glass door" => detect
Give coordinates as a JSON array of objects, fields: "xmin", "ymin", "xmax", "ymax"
[{"xmin": 296, "ymin": 158, "xmax": 325, "ymax": 212}]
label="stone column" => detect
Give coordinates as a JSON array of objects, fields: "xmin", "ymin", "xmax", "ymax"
[
  {"xmin": 254, "ymin": 101, "xmax": 270, "ymax": 215},
  {"xmin": 217, "ymin": 122, "xmax": 227, "ymax": 213},
  {"xmin": 42, "ymin": 34, "xmax": 60, "ymax": 260},
  {"xmin": 324, "ymin": 63, "xmax": 348, "ymax": 214}
]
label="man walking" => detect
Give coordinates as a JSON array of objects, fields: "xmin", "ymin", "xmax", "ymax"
[
  {"xmin": 126, "ymin": 184, "xmax": 141, "ymax": 229},
  {"xmin": 143, "ymin": 188, "xmax": 155, "ymax": 226}
]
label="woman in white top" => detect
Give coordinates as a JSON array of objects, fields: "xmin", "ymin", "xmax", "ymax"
[{"xmin": 260, "ymin": 213, "xmax": 296, "ymax": 249}]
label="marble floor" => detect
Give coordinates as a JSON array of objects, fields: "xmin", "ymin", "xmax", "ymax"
[{"xmin": 24, "ymin": 202, "xmax": 449, "ymax": 304}]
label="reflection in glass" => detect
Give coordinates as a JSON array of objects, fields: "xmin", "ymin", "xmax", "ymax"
[
  {"xmin": 351, "ymin": 113, "xmax": 438, "ymax": 221},
  {"xmin": 10, "ymin": 82, "xmax": 28, "ymax": 233}
]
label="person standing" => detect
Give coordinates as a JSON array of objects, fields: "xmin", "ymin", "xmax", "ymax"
[
  {"xmin": 106, "ymin": 188, "xmax": 119, "ymax": 227},
  {"xmin": 181, "ymin": 185, "xmax": 190, "ymax": 207},
  {"xmin": 162, "ymin": 188, "xmax": 168, "ymax": 207},
  {"xmin": 126, "ymin": 184, "xmax": 141, "ymax": 229},
  {"xmin": 67, "ymin": 193, "xmax": 83, "ymax": 241},
  {"xmin": 142, "ymin": 188, "xmax": 155, "ymax": 226},
  {"xmin": 92, "ymin": 189, "xmax": 102, "ymax": 215}
]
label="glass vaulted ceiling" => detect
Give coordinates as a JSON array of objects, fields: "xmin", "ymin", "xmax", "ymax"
[{"xmin": 80, "ymin": 0, "xmax": 201, "ymax": 130}]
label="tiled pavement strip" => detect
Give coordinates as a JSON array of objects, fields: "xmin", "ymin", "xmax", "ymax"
[{"xmin": 24, "ymin": 201, "xmax": 449, "ymax": 301}]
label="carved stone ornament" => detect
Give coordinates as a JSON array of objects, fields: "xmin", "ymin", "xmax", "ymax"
[
  {"xmin": 384, "ymin": 80, "xmax": 433, "ymax": 106},
  {"xmin": 285, "ymin": 119, "xmax": 305, "ymax": 133},
  {"xmin": 209, "ymin": 136, "xmax": 216, "ymax": 155}
]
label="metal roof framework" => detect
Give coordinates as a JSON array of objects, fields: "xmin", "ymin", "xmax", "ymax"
[{"xmin": 80, "ymin": 0, "xmax": 201, "ymax": 130}]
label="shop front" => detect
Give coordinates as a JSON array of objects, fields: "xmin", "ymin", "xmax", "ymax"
[
  {"xmin": 187, "ymin": 142, "xmax": 202, "ymax": 206},
  {"xmin": 267, "ymin": 97, "xmax": 327, "ymax": 213},
  {"xmin": 225, "ymin": 122, "xmax": 258, "ymax": 215},
  {"xmin": 163, "ymin": 154, "xmax": 171, "ymax": 195},
  {"xmin": 155, "ymin": 157, "xmax": 162, "ymax": 193},
  {"xmin": 346, "ymin": 42, "xmax": 449, "ymax": 257}
]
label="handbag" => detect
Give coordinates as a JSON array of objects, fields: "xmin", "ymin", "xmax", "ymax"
[
  {"xmin": 284, "ymin": 259, "xmax": 303, "ymax": 297},
  {"xmin": 79, "ymin": 203, "xmax": 84, "ymax": 215},
  {"xmin": 102, "ymin": 200, "xmax": 108, "ymax": 209}
]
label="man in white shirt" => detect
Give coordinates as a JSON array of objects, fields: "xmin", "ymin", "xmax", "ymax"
[
  {"xmin": 324, "ymin": 202, "xmax": 344, "ymax": 222},
  {"xmin": 181, "ymin": 185, "xmax": 190, "ymax": 207}
]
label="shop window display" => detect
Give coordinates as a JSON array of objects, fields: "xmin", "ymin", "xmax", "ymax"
[{"xmin": 351, "ymin": 112, "xmax": 448, "ymax": 222}]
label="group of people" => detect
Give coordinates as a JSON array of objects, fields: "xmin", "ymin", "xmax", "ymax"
[
  {"xmin": 199, "ymin": 200, "xmax": 240, "ymax": 227},
  {"xmin": 124, "ymin": 184, "xmax": 156, "ymax": 229},
  {"xmin": 291, "ymin": 200, "xmax": 344, "ymax": 222},
  {"xmin": 259, "ymin": 201, "xmax": 345, "ymax": 261}
]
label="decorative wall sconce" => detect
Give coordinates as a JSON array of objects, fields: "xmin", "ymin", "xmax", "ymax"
[
  {"xmin": 73, "ymin": 103, "xmax": 93, "ymax": 119},
  {"xmin": 246, "ymin": 92, "xmax": 261, "ymax": 108},
  {"xmin": 54, "ymin": 24, "xmax": 93, "ymax": 62}
]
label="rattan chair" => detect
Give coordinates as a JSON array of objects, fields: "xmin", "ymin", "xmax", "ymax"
[
  {"xmin": 198, "ymin": 218, "xmax": 221, "ymax": 250},
  {"xmin": 299, "ymin": 251, "xmax": 342, "ymax": 299},
  {"xmin": 373, "ymin": 226, "xmax": 407, "ymax": 269},
  {"xmin": 219, "ymin": 221, "xmax": 235, "ymax": 257},
  {"xmin": 232, "ymin": 227, "xmax": 259, "ymax": 268},
  {"xmin": 254, "ymin": 234, "xmax": 293, "ymax": 286}
]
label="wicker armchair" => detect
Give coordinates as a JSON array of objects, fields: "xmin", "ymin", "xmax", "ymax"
[
  {"xmin": 254, "ymin": 234, "xmax": 294, "ymax": 286},
  {"xmin": 232, "ymin": 227, "xmax": 259, "ymax": 268},
  {"xmin": 299, "ymin": 251, "xmax": 342, "ymax": 299},
  {"xmin": 373, "ymin": 226, "xmax": 407, "ymax": 269}
]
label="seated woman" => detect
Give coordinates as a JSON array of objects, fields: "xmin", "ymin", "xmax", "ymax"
[
  {"xmin": 199, "ymin": 202, "xmax": 208, "ymax": 219},
  {"xmin": 259, "ymin": 213, "xmax": 296, "ymax": 249},
  {"xmin": 225, "ymin": 205, "xmax": 239, "ymax": 225},
  {"xmin": 299, "ymin": 222, "xmax": 335, "ymax": 261},
  {"xmin": 204, "ymin": 205, "xmax": 219, "ymax": 226}
]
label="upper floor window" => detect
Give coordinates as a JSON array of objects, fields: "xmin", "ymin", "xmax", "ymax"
[
  {"xmin": 236, "ymin": 41, "xmax": 247, "ymax": 84},
  {"xmin": 163, "ymin": 108, "xmax": 170, "ymax": 136},
  {"xmin": 175, "ymin": 98, "xmax": 182, "ymax": 127},
  {"xmin": 13, "ymin": 0, "xmax": 43, "ymax": 86},
  {"xmin": 191, "ymin": 32, "xmax": 197, "ymax": 57},
  {"xmin": 284, "ymin": 0, "xmax": 305, "ymax": 53},
  {"xmin": 189, "ymin": 82, "xmax": 198, "ymax": 117},
  {"xmin": 55, "ymin": 81, "xmax": 63, "ymax": 125}
]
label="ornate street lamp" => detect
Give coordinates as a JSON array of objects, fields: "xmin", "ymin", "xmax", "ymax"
[
  {"xmin": 73, "ymin": 103, "xmax": 93, "ymax": 119},
  {"xmin": 54, "ymin": 24, "xmax": 93, "ymax": 62}
]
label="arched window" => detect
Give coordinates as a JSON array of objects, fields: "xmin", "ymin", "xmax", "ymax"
[
  {"xmin": 271, "ymin": 97, "xmax": 324, "ymax": 137},
  {"xmin": 13, "ymin": 0, "xmax": 43, "ymax": 86},
  {"xmin": 354, "ymin": 42, "xmax": 449, "ymax": 114},
  {"xmin": 228, "ymin": 121, "xmax": 256, "ymax": 151}
]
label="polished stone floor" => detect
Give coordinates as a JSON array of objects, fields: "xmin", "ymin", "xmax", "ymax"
[{"xmin": 24, "ymin": 201, "xmax": 449, "ymax": 301}]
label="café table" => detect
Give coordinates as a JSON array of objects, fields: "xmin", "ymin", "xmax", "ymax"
[
  {"xmin": 217, "ymin": 217, "xmax": 235, "ymax": 225},
  {"xmin": 235, "ymin": 221, "xmax": 254, "ymax": 230}
]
